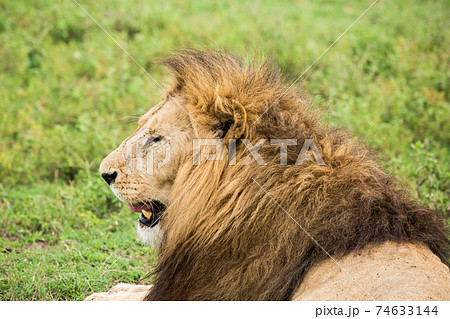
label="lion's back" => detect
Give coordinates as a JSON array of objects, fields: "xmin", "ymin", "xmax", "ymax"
[{"xmin": 292, "ymin": 241, "xmax": 450, "ymax": 301}]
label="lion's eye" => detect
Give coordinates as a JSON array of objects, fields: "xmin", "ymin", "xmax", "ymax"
[{"xmin": 144, "ymin": 135, "xmax": 163, "ymax": 147}]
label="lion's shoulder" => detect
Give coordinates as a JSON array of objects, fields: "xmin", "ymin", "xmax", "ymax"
[{"xmin": 292, "ymin": 241, "xmax": 450, "ymax": 301}]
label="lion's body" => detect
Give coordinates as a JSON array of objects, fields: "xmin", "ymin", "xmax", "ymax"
[
  {"xmin": 89, "ymin": 50, "xmax": 450, "ymax": 301},
  {"xmin": 87, "ymin": 242, "xmax": 450, "ymax": 301},
  {"xmin": 293, "ymin": 241, "xmax": 450, "ymax": 301}
]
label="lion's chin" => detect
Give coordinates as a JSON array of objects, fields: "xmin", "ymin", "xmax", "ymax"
[{"xmin": 136, "ymin": 221, "xmax": 163, "ymax": 251}]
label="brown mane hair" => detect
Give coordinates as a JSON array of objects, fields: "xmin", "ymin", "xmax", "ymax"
[{"xmin": 145, "ymin": 50, "xmax": 449, "ymax": 300}]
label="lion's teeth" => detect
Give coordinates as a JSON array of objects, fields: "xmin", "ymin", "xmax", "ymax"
[{"xmin": 142, "ymin": 209, "xmax": 151, "ymax": 219}]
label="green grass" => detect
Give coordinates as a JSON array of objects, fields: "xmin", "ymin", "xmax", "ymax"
[{"xmin": 1, "ymin": 0, "xmax": 449, "ymax": 300}]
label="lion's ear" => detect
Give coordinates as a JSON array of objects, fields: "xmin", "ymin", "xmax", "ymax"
[
  {"xmin": 213, "ymin": 119, "xmax": 234, "ymax": 138},
  {"xmin": 211, "ymin": 95, "xmax": 250, "ymax": 139},
  {"xmin": 189, "ymin": 95, "xmax": 251, "ymax": 139}
]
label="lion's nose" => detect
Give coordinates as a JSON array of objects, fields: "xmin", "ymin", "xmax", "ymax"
[{"xmin": 101, "ymin": 171, "xmax": 118, "ymax": 185}]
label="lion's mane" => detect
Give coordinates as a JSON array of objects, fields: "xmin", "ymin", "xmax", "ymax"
[{"xmin": 145, "ymin": 50, "xmax": 449, "ymax": 300}]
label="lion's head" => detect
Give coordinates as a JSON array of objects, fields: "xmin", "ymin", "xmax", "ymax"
[
  {"xmin": 100, "ymin": 50, "xmax": 449, "ymax": 300},
  {"xmin": 100, "ymin": 93, "xmax": 194, "ymax": 248}
]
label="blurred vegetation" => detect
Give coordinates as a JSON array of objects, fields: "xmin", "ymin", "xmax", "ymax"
[{"xmin": 0, "ymin": 0, "xmax": 449, "ymax": 300}]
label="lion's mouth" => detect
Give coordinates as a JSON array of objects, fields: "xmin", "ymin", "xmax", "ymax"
[{"xmin": 128, "ymin": 201, "xmax": 166, "ymax": 228}]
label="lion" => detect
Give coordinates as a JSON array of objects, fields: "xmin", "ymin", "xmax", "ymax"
[{"xmin": 87, "ymin": 50, "xmax": 450, "ymax": 301}]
